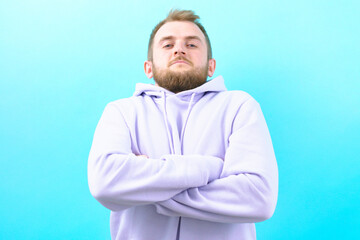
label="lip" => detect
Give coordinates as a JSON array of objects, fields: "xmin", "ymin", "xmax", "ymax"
[{"xmin": 171, "ymin": 60, "xmax": 190, "ymax": 66}]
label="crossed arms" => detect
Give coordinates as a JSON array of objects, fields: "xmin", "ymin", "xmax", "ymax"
[{"xmin": 88, "ymin": 98, "xmax": 278, "ymax": 223}]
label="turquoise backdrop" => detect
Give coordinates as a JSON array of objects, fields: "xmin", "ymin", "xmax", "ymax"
[{"xmin": 1, "ymin": 0, "xmax": 359, "ymax": 239}]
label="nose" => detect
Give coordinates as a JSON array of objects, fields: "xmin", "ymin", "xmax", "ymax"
[{"xmin": 174, "ymin": 43, "xmax": 186, "ymax": 56}]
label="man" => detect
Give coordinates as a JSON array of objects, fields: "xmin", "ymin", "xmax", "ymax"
[{"xmin": 88, "ymin": 9, "xmax": 278, "ymax": 240}]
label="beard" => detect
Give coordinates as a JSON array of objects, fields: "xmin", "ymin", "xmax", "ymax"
[{"xmin": 153, "ymin": 63, "xmax": 208, "ymax": 93}]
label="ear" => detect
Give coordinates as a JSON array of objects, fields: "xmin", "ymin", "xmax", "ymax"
[
  {"xmin": 144, "ymin": 61, "xmax": 153, "ymax": 79},
  {"xmin": 207, "ymin": 58, "xmax": 216, "ymax": 77}
]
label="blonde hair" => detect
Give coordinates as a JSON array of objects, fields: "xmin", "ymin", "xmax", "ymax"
[{"xmin": 147, "ymin": 9, "xmax": 212, "ymax": 61}]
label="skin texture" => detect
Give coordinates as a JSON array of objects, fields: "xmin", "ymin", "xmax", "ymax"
[{"xmin": 144, "ymin": 21, "xmax": 216, "ymax": 87}]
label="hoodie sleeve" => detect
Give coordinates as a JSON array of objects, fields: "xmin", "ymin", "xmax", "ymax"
[
  {"xmin": 88, "ymin": 103, "xmax": 223, "ymax": 211},
  {"xmin": 154, "ymin": 98, "xmax": 278, "ymax": 223}
]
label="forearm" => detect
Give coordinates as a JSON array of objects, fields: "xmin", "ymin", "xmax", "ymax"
[
  {"xmin": 155, "ymin": 171, "xmax": 278, "ymax": 223},
  {"xmin": 88, "ymin": 151, "xmax": 223, "ymax": 211}
]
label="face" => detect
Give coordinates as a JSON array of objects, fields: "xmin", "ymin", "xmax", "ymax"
[{"xmin": 144, "ymin": 21, "xmax": 216, "ymax": 93}]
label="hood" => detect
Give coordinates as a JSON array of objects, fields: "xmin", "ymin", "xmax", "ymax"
[
  {"xmin": 133, "ymin": 75, "xmax": 227, "ymax": 99},
  {"xmin": 133, "ymin": 75, "xmax": 227, "ymax": 155}
]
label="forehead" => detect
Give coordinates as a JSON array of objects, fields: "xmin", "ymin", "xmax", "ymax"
[{"xmin": 154, "ymin": 21, "xmax": 206, "ymax": 43}]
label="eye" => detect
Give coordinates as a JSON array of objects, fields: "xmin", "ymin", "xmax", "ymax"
[
  {"xmin": 187, "ymin": 44, "xmax": 197, "ymax": 48},
  {"xmin": 163, "ymin": 44, "xmax": 173, "ymax": 48}
]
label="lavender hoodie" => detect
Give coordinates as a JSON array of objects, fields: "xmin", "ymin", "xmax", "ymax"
[{"xmin": 88, "ymin": 76, "xmax": 278, "ymax": 240}]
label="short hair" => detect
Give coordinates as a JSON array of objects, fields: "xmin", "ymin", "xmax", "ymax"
[{"xmin": 147, "ymin": 9, "xmax": 212, "ymax": 61}]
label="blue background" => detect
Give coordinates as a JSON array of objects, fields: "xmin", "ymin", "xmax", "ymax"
[{"xmin": 1, "ymin": 0, "xmax": 359, "ymax": 239}]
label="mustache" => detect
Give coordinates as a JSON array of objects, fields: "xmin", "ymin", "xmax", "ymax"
[{"xmin": 168, "ymin": 57, "xmax": 194, "ymax": 67}]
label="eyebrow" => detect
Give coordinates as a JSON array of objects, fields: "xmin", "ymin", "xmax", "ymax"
[{"xmin": 159, "ymin": 35, "xmax": 202, "ymax": 43}]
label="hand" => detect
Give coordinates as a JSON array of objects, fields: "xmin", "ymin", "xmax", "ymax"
[{"xmin": 137, "ymin": 154, "xmax": 149, "ymax": 158}]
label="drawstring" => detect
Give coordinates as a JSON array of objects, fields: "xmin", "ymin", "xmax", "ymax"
[
  {"xmin": 161, "ymin": 91, "xmax": 175, "ymax": 154},
  {"xmin": 161, "ymin": 92, "xmax": 196, "ymax": 155},
  {"xmin": 180, "ymin": 92, "xmax": 196, "ymax": 151}
]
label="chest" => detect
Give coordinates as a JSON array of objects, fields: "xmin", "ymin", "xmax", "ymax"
[{"xmin": 127, "ymin": 96, "xmax": 237, "ymax": 159}]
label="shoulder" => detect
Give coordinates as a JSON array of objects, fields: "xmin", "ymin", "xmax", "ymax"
[
  {"xmin": 104, "ymin": 95, "xmax": 154, "ymax": 119},
  {"xmin": 107, "ymin": 95, "xmax": 147, "ymax": 108},
  {"xmin": 220, "ymin": 90, "xmax": 252, "ymax": 99},
  {"xmin": 102, "ymin": 96, "xmax": 138, "ymax": 116}
]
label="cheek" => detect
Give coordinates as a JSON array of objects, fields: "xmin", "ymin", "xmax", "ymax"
[
  {"xmin": 153, "ymin": 52, "xmax": 169, "ymax": 66},
  {"xmin": 193, "ymin": 48, "xmax": 207, "ymax": 61},
  {"xmin": 194, "ymin": 53, "xmax": 208, "ymax": 66}
]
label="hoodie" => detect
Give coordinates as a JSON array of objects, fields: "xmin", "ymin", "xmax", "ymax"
[{"xmin": 88, "ymin": 76, "xmax": 278, "ymax": 240}]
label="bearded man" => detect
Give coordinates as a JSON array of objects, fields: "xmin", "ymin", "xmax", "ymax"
[{"xmin": 88, "ymin": 9, "xmax": 278, "ymax": 240}]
